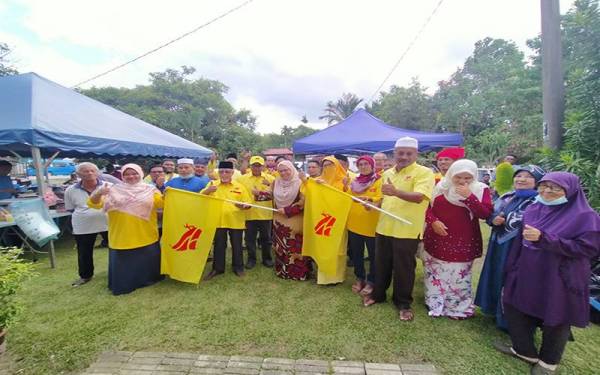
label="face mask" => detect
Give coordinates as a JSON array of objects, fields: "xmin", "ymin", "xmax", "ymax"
[{"xmin": 535, "ymin": 194, "xmax": 568, "ymax": 206}]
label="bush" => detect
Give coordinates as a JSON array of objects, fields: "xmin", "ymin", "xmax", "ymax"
[{"xmin": 0, "ymin": 247, "xmax": 37, "ymax": 330}]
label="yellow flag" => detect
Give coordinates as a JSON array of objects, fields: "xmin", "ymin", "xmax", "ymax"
[
  {"xmin": 161, "ymin": 188, "xmax": 223, "ymax": 284},
  {"xmin": 301, "ymin": 179, "xmax": 352, "ymax": 276}
]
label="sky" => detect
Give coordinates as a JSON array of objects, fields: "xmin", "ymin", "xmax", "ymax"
[{"xmin": 0, "ymin": 0, "xmax": 576, "ymax": 134}]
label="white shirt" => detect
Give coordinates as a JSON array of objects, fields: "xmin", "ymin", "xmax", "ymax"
[{"xmin": 64, "ymin": 180, "xmax": 109, "ymax": 235}]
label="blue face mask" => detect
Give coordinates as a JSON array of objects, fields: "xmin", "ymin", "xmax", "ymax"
[{"xmin": 535, "ymin": 194, "xmax": 568, "ymax": 206}]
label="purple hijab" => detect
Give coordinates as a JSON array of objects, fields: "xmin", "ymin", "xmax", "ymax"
[{"xmin": 503, "ymin": 172, "xmax": 600, "ymax": 327}]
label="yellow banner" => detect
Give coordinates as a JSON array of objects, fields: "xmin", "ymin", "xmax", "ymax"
[
  {"xmin": 301, "ymin": 179, "xmax": 352, "ymax": 276},
  {"xmin": 160, "ymin": 188, "xmax": 223, "ymax": 284}
]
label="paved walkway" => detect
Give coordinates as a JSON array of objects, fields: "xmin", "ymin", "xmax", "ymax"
[{"xmin": 80, "ymin": 352, "xmax": 440, "ymax": 375}]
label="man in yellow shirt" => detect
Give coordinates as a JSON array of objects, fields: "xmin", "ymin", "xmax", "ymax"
[
  {"xmin": 202, "ymin": 161, "xmax": 251, "ymax": 279},
  {"xmin": 363, "ymin": 137, "xmax": 434, "ymax": 322},
  {"xmin": 238, "ymin": 156, "xmax": 276, "ymax": 269}
]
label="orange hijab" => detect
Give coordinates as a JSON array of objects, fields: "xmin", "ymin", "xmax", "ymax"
[{"xmin": 320, "ymin": 156, "xmax": 347, "ymax": 190}]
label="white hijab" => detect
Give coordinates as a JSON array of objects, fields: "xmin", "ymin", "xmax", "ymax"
[{"xmin": 433, "ymin": 159, "xmax": 486, "ymax": 215}]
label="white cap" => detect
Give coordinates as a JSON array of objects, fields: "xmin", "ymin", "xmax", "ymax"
[
  {"xmin": 177, "ymin": 158, "xmax": 194, "ymax": 165},
  {"xmin": 394, "ymin": 136, "xmax": 418, "ymax": 149}
]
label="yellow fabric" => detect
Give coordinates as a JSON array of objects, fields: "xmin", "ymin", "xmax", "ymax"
[
  {"xmin": 347, "ymin": 177, "xmax": 383, "ymax": 237},
  {"xmin": 265, "ymin": 169, "xmax": 279, "ymax": 178},
  {"xmin": 375, "ymin": 162, "xmax": 434, "ymax": 239},
  {"xmin": 237, "ymin": 172, "xmax": 275, "ymax": 221},
  {"xmin": 201, "ymin": 180, "xmax": 251, "ymax": 229},
  {"xmin": 161, "ymin": 188, "xmax": 223, "ymax": 284},
  {"xmin": 301, "ymin": 179, "xmax": 352, "ymax": 280},
  {"xmin": 320, "ymin": 156, "xmax": 347, "ymax": 190},
  {"xmin": 207, "ymin": 159, "xmax": 217, "ymax": 173},
  {"xmin": 87, "ymin": 192, "xmax": 163, "ymax": 249}
]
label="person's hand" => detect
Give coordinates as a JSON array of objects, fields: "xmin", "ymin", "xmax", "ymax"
[
  {"xmin": 156, "ymin": 175, "xmax": 165, "ymax": 187},
  {"xmin": 277, "ymin": 208, "xmax": 285, "ymax": 215},
  {"xmin": 431, "ymin": 220, "xmax": 449, "ymax": 236},
  {"xmin": 455, "ymin": 184, "xmax": 471, "ymax": 198},
  {"xmin": 315, "ymin": 178, "xmax": 325, "ymax": 184},
  {"xmin": 95, "ymin": 183, "xmax": 111, "ymax": 196},
  {"xmin": 235, "ymin": 203, "xmax": 251, "ymax": 209},
  {"xmin": 210, "ymin": 152, "xmax": 217, "ymax": 161},
  {"xmin": 381, "ymin": 178, "xmax": 397, "ymax": 196},
  {"xmin": 492, "ymin": 214, "xmax": 505, "ymax": 226},
  {"xmin": 252, "ymin": 188, "xmax": 260, "ymax": 197},
  {"xmin": 298, "ymin": 170, "xmax": 307, "ymax": 182},
  {"xmin": 342, "ymin": 176, "xmax": 350, "ymax": 187},
  {"xmin": 261, "ymin": 178, "xmax": 271, "ymax": 186},
  {"xmin": 241, "ymin": 150, "xmax": 251, "ymax": 160},
  {"xmin": 204, "ymin": 185, "xmax": 217, "ymax": 194},
  {"xmin": 523, "ymin": 224, "xmax": 541, "ymax": 242}
]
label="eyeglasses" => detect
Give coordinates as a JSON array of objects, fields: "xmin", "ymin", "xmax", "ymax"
[{"xmin": 537, "ymin": 184, "xmax": 564, "ymax": 193}]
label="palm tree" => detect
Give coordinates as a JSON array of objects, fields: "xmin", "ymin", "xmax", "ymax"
[{"xmin": 318, "ymin": 93, "xmax": 363, "ymax": 125}]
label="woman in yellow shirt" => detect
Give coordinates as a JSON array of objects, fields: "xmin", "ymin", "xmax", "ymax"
[
  {"xmin": 347, "ymin": 155, "xmax": 382, "ymax": 296},
  {"xmin": 88, "ymin": 163, "xmax": 163, "ymax": 295}
]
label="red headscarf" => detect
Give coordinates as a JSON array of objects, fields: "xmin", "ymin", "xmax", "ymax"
[
  {"xmin": 436, "ymin": 147, "xmax": 465, "ymax": 160},
  {"xmin": 350, "ymin": 155, "xmax": 380, "ymax": 194}
]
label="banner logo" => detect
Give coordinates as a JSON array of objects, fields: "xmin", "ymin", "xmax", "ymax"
[
  {"xmin": 314, "ymin": 213, "xmax": 336, "ymax": 237},
  {"xmin": 172, "ymin": 224, "xmax": 203, "ymax": 251}
]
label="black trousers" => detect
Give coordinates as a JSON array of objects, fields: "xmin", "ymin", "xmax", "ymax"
[
  {"xmin": 245, "ymin": 220, "xmax": 273, "ymax": 263},
  {"xmin": 371, "ymin": 234, "xmax": 419, "ymax": 310},
  {"xmin": 348, "ymin": 230, "xmax": 376, "ymax": 283},
  {"xmin": 505, "ymin": 303, "xmax": 571, "ymax": 365},
  {"xmin": 74, "ymin": 231, "xmax": 107, "ymax": 279},
  {"xmin": 213, "ymin": 228, "xmax": 244, "ymax": 273}
]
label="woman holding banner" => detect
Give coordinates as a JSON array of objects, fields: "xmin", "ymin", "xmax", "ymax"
[
  {"xmin": 315, "ymin": 156, "xmax": 349, "ymax": 285},
  {"xmin": 347, "ymin": 155, "xmax": 382, "ymax": 295},
  {"xmin": 88, "ymin": 163, "xmax": 164, "ymax": 295},
  {"xmin": 272, "ymin": 160, "xmax": 312, "ymax": 280}
]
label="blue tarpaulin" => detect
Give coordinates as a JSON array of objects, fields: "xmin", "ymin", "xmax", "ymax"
[
  {"xmin": 0, "ymin": 73, "xmax": 212, "ymax": 158},
  {"xmin": 293, "ymin": 109, "xmax": 463, "ymax": 154}
]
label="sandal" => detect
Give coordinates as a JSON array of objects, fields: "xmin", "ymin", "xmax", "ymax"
[
  {"xmin": 399, "ymin": 309, "xmax": 414, "ymax": 321},
  {"xmin": 351, "ymin": 280, "xmax": 366, "ymax": 294}
]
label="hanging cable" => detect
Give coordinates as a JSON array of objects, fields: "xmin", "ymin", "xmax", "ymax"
[{"xmin": 71, "ymin": 0, "xmax": 255, "ymax": 88}]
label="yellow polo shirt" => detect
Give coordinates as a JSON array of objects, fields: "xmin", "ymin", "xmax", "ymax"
[
  {"xmin": 238, "ymin": 172, "xmax": 275, "ymax": 221},
  {"xmin": 201, "ymin": 180, "xmax": 251, "ymax": 229},
  {"xmin": 376, "ymin": 162, "xmax": 434, "ymax": 239},
  {"xmin": 347, "ymin": 178, "xmax": 383, "ymax": 237},
  {"xmin": 87, "ymin": 192, "xmax": 163, "ymax": 249}
]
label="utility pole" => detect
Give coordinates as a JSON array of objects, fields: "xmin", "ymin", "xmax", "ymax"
[{"xmin": 541, "ymin": 0, "xmax": 565, "ymax": 150}]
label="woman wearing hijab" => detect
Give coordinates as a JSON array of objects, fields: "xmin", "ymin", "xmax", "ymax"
[
  {"xmin": 272, "ymin": 160, "xmax": 312, "ymax": 280},
  {"xmin": 315, "ymin": 156, "xmax": 349, "ymax": 285},
  {"xmin": 89, "ymin": 163, "xmax": 164, "ymax": 295},
  {"xmin": 422, "ymin": 159, "xmax": 493, "ymax": 319},
  {"xmin": 347, "ymin": 155, "xmax": 382, "ymax": 295},
  {"xmin": 475, "ymin": 165, "xmax": 545, "ymax": 329},
  {"xmin": 495, "ymin": 172, "xmax": 600, "ymax": 375}
]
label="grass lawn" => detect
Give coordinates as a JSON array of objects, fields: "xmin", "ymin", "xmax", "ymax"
[{"xmin": 5, "ymin": 225, "xmax": 600, "ymax": 374}]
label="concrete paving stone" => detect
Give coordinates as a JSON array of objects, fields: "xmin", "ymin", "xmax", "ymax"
[
  {"xmin": 229, "ymin": 356, "xmax": 263, "ymax": 363},
  {"xmin": 98, "ymin": 355, "xmax": 132, "ymax": 363},
  {"xmin": 260, "ymin": 363, "xmax": 294, "ymax": 371},
  {"xmin": 365, "ymin": 364, "xmax": 400, "ymax": 371},
  {"xmin": 134, "ymin": 352, "xmax": 168, "ymax": 358},
  {"xmin": 102, "ymin": 351, "xmax": 134, "ymax": 357},
  {"xmin": 402, "ymin": 372, "xmax": 438, "ymax": 375},
  {"xmin": 332, "ymin": 366, "xmax": 365, "ymax": 375},
  {"xmin": 166, "ymin": 353, "xmax": 200, "ymax": 360},
  {"xmin": 121, "ymin": 363, "xmax": 158, "ymax": 371},
  {"xmin": 151, "ymin": 371, "xmax": 188, "ymax": 375},
  {"xmin": 194, "ymin": 360, "xmax": 228, "ymax": 368},
  {"xmin": 263, "ymin": 358, "xmax": 295, "ymax": 365},
  {"xmin": 161, "ymin": 358, "xmax": 196, "ymax": 366},
  {"xmin": 294, "ymin": 364, "xmax": 329, "ymax": 373},
  {"xmin": 90, "ymin": 362, "xmax": 125, "ymax": 369},
  {"xmin": 190, "ymin": 368, "xmax": 225, "ymax": 374},
  {"xmin": 365, "ymin": 370, "xmax": 403, "ymax": 375},
  {"xmin": 223, "ymin": 368, "xmax": 260, "ymax": 375},
  {"xmin": 119, "ymin": 370, "xmax": 153, "ymax": 375},
  {"xmin": 197, "ymin": 355, "xmax": 231, "ymax": 362},
  {"xmin": 332, "ymin": 361, "xmax": 364, "ymax": 368},
  {"xmin": 81, "ymin": 373, "xmax": 116, "ymax": 375},
  {"xmin": 227, "ymin": 361, "xmax": 262, "ymax": 369},
  {"xmin": 259, "ymin": 370, "xmax": 293, "ymax": 375},
  {"xmin": 130, "ymin": 357, "xmax": 164, "ymax": 365},
  {"xmin": 155, "ymin": 364, "xmax": 193, "ymax": 372},
  {"xmin": 295, "ymin": 359, "xmax": 329, "ymax": 367},
  {"xmin": 400, "ymin": 364, "xmax": 436, "ymax": 372},
  {"xmin": 87, "ymin": 368, "xmax": 122, "ymax": 374},
  {"xmin": 295, "ymin": 372, "xmax": 328, "ymax": 375}
]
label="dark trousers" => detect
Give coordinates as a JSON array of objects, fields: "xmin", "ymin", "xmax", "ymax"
[
  {"xmin": 74, "ymin": 231, "xmax": 107, "ymax": 279},
  {"xmin": 348, "ymin": 230, "xmax": 375, "ymax": 283},
  {"xmin": 245, "ymin": 220, "xmax": 272, "ymax": 263},
  {"xmin": 371, "ymin": 234, "xmax": 419, "ymax": 310},
  {"xmin": 505, "ymin": 303, "xmax": 571, "ymax": 365},
  {"xmin": 213, "ymin": 228, "xmax": 244, "ymax": 273}
]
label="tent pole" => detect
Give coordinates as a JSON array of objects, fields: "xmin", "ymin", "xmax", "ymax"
[{"xmin": 31, "ymin": 147, "xmax": 56, "ymax": 269}]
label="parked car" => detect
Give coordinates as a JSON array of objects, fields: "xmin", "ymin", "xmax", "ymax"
[{"xmin": 27, "ymin": 159, "xmax": 76, "ymax": 176}]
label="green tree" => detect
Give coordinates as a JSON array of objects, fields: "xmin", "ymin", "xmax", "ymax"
[
  {"xmin": 319, "ymin": 93, "xmax": 363, "ymax": 125},
  {"xmin": 0, "ymin": 43, "xmax": 18, "ymax": 77}
]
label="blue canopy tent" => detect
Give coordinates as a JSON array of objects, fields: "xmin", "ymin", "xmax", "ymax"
[
  {"xmin": 293, "ymin": 109, "xmax": 463, "ymax": 154},
  {"xmin": 0, "ymin": 72, "xmax": 212, "ymax": 267}
]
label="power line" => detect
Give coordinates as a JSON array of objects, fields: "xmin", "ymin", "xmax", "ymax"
[
  {"xmin": 72, "ymin": 0, "xmax": 255, "ymax": 88},
  {"xmin": 367, "ymin": 0, "xmax": 446, "ymax": 104}
]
